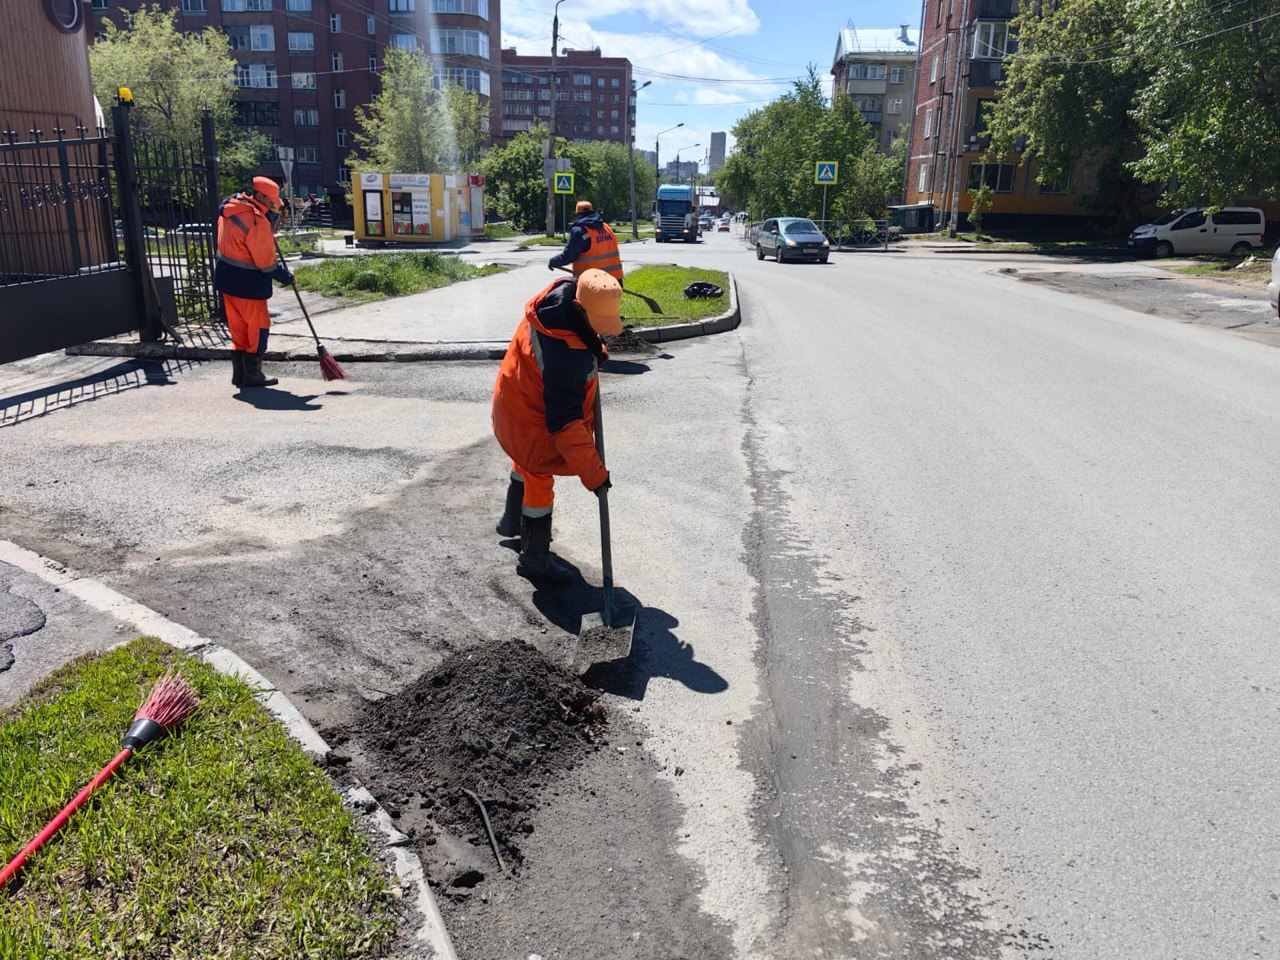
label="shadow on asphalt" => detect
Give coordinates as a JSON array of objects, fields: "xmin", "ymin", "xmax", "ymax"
[
  {"xmin": 233, "ymin": 387, "xmax": 323, "ymax": 411},
  {"xmin": 601, "ymin": 359, "xmax": 651, "ymax": 375},
  {"xmin": 0, "ymin": 358, "xmax": 182, "ymax": 428}
]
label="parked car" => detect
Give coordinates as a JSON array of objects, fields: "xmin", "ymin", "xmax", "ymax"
[
  {"xmin": 1128, "ymin": 206, "xmax": 1266, "ymax": 258},
  {"xmin": 170, "ymin": 222, "xmax": 213, "ymax": 238},
  {"xmin": 1269, "ymin": 247, "xmax": 1280, "ymax": 320},
  {"xmin": 755, "ymin": 217, "xmax": 830, "ymax": 263},
  {"xmin": 717, "ymin": 216, "xmax": 731, "ymax": 232}
]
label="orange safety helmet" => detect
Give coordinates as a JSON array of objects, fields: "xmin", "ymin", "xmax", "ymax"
[
  {"xmin": 252, "ymin": 176, "xmax": 282, "ymax": 208},
  {"xmin": 575, "ymin": 200, "xmax": 594, "ymax": 214}
]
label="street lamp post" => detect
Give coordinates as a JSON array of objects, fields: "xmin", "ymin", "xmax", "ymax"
[
  {"xmin": 654, "ymin": 122, "xmax": 683, "ymax": 212},
  {"xmin": 627, "ymin": 79, "xmax": 651, "ymax": 239},
  {"xmin": 544, "ymin": 0, "xmax": 567, "ymax": 237}
]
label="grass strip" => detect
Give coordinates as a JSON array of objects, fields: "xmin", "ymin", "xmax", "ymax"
[
  {"xmin": 618, "ymin": 264, "xmax": 731, "ymax": 327},
  {"xmin": 293, "ymin": 251, "xmax": 507, "ymax": 302},
  {"xmin": 519, "ymin": 225, "xmax": 654, "ymax": 249},
  {"xmin": 0, "ymin": 638, "xmax": 396, "ymax": 960}
]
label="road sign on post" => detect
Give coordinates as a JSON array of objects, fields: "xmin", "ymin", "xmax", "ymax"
[
  {"xmin": 815, "ymin": 161, "xmax": 838, "ymax": 185},
  {"xmin": 554, "ymin": 172, "xmax": 575, "ymax": 194}
]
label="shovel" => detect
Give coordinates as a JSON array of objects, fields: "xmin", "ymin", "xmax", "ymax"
[
  {"xmin": 554, "ymin": 266, "xmax": 663, "ymax": 314},
  {"xmin": 573, "ymin": 387, "xmax": 639, "ymax": 672}
]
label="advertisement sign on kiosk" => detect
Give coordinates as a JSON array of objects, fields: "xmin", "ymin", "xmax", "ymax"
[{"xmin": 352, "ymin": 172, "xmax": 488, "ymax": 245}]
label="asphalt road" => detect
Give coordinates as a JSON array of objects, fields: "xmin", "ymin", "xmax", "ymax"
[{"xmin": 1, "ymin": 232, "xmax": 1277, "ymax": 958}]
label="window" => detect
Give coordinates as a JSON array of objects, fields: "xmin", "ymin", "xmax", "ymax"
[
  {"xmin": 367, "ymin": 14, "xmax": 376, "ymax": 33},
  {"xmin": 598, "ymin": 77, "xmax": 606, "ymax": 87},
  {"xmin": 538, "ymin": 89, "xmax": 550, "ymax": 100},
  {"xmin": 612, "ymin": 77, "xmax": 620, "ymax": 87},
  {"xmin": 1172, "ymin": 211, "xmax": 1207, "ymax": 230},
  {"xmin": 294, "ymin": 108, "xmax": 319, "ymax": 126},
  {"xmin": 504, "ymin": 120, "xmax": 533, "ymax": 133},
  {"xmin": 888, "ymin": 98, "xmax": 903, "ymax": 114},
  {"xmin": 288, "ymin": 31, "xmax": 314, "ymax": 51},
  {"xmin": 610, "ymin": 109, "xmax": 618, "ymax": 119},
  {"xmin": 225, "ymin": 24, "xmax": 249, "ymax": 49},
  {"xmin": 391, "ymin": 32, "xmax": 416, "ymax": 51},
  {"xmin": 573, "ymin": 73, "xmax": 591, "ymax": 86},
  {"xmin": 918, "ymin": 162, "xmax": 929, "ymax": 193},
  {"xmin": 437, "ymin": 67, "xmax": 491, "ymax": 96},
  {"xmin": 369, "ymin": 54, "xmax": 378, "ymax": 71},
  {"xmin": 250, "ymin": 24, "xmax": 274, "ymax": 50},
  {"xmin": 291, "ymin": 71, "xmax": 316, "ymax": 89},
  {"xmin": 183, "ymin": 0, "xmax": 208, "ymax": 12},
  {"xmin": 1211, "ymin": 209, "xmax": 1263, "ymax": 225},
  {"xmin": 430, "ymin": 0, "xmax": 488, "ymax": 16},
  {"xmin": 90, "ymin": 0, "xmax": 107, "ymax": 8},
  {"xmin": 286, "ymin": 0, "xmax": 310, "ymax": 9},
  {"xmin": 930, "ymin": 55, "xmax": 939, "ymax": 83},
  {"xmin": 329, "ymin": 13, "xmax": 340, "ymax": 31},
  {"xmin": 238, "ymin": 63, "xmax": 278, "ymax": 88},
  {"xmin": 973, "ymin": 22, "xmax": 1009, "ymax": 59},
  {"xmin": 298, "ymin": 146, "xmax": 320, "ymax": 163},
  {"xmin": 331, "ymin": 51, "xmax": 343, "ymax": 71},
  {"xmin": 390, "ymin": 0, "xmax": 414, "ymax": 10},
  {"xmin": 573, "ymin": 90, "xmax": 591, "ymax": 102},
  {"xmin": 967, "ymin": 162, "xmax": 1016, "ymax": 192},
  {"xmin": 235, "ymin": 101, "xmax": 280, "ymax": 125},
  {"xmin": 611, "ymin": 125, "xmax": 619, "ymax": 134},
  {"xmin": 336, "ymin": 127, "xmax": 348, "ymax": 147},
  {"xmin": 333, "ymin": 88, "xmax": 346, "ymax": 108},
  {"xmin": 338, "ymin": 166, "xmax": 351, "ymax": 184},
  {"xmin": 890, "ymin": 66, "xmax": 906, "ymax": 84},
  {"xmin": 848, "ymin": 63, "xmax": 887, "ymax": 81},
  {"xmin": 222, "ymin": 0, "xmax": 271, "ymax": 9},
  {"xmin": 430, "ymin": 28, "xmax": 488, "ymax": 58},
  {"xmin": 924, "ymin": 107, "xmax": 934, "ymax": 138}
]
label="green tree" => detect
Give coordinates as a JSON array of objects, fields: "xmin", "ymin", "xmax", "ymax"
[
  {"xmin": 443, "ymin": 84, "xmax": 489, "ymax": 168},
  {"xmin": 352, "ymin": 49, "xmax": 451, "ymax": 173},
  {"xmin": 88, "ymin": 5, "xmax": 270, "ymax": 194},
  {"xmin": 718, "ymin": 68, "xmax": 880, "ymax": 221}
]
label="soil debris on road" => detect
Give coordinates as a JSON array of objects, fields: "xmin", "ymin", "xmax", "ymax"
[
  {"xmin": 604, "ymin": 327, "xmax": 659, "ymax": 354},
  {"xmin": 331, "ymin": 639, "xmax": 608, "ymax": 894}
]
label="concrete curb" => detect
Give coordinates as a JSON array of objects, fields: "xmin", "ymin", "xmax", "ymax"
[
  {"xmin": 631, "ymin": 272, "xmax": 740, "ymax": 344},
  {"xmin": 0, "ymin": 539, "xmax": 458, "ymax": 960}
]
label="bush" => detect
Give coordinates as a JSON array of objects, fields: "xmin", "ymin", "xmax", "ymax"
[{"xmin": 293, "ymin": 251, "xmax": 506, "ymax": 301}]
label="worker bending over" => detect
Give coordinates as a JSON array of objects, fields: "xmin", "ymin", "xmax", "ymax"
[{"xmin": 548, "ymin": 200, "xmax": 624, "ymax": 280}]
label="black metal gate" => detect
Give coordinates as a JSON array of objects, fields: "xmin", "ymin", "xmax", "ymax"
[{"xmin": 0, "ymin": 101, "xmax": 220, "ymax": 365}]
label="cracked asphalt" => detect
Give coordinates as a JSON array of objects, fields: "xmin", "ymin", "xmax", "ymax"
[{"xmin": 2, "ymin": 234, "xmax": 1278, "ymax": 958}]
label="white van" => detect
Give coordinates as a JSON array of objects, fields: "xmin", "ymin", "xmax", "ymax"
[{"xmin": 1128, "ymin": 206, "xmax": 1266, "ymax": 258}]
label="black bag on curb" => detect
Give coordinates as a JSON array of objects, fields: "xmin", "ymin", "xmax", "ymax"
[{"xmin": 683, "ymin": 281, "xmax": 723, "ymax": 299}]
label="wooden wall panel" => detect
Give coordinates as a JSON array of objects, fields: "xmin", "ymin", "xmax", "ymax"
[{"xmin": 0, "ymin": 1, "xmax": 98, "ymax": 137}]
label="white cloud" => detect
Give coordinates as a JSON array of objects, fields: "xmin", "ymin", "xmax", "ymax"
[{"xmin": 502, "ymin": 0, "xmax": 760, "ymax": 39}]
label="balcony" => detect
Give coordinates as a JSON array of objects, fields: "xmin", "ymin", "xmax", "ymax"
[
  {"xmin": 968, "ymin": 59, "xmax": 1005, "ymax": 88},
  {"xmin": 859, "ymin": 111, "xmax": 884, "ymax": 126},
  {"xmin": 976, "ymin": 0, "xmax": 1018, "ymax": 18}
]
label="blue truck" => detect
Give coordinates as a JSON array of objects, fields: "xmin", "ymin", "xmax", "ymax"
[{"xmin": 655, "ymin": 184, "xmax": 700, "ymax": 243}]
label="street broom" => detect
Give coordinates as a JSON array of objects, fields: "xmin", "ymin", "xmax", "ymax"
[
  {"xmin": 0, "ymin": 671, "xmax": 200, "ymax": 891},
  {"xmin": 273, "ymin": 237, "xmax": 346, "ymax": 381}
]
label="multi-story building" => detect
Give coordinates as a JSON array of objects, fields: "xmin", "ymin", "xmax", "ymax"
[
  {"xmin": 638, "ymin": 149, "xmax": 657, "ymax": 167},
  {"xmin": 904, "ymin": 0, "xmax": 1095, "ymax": 231},
  {"xmin": 831, "ymin": 24, "xmax": 919, "ymax": 153},
  {"xmin": 497, "ymin": 47, "xmax": 633, "ymax": 145},
  {"xmin": 88, "ymin": 0, "xmax": 502, "ymax": 199},
  {"xmin": 664, "ymin": 159, "xmax": 698, "ymax": 182},
  {"xmin": 708, "ymin": 131, "xmax": 726, "ymax": 173}
]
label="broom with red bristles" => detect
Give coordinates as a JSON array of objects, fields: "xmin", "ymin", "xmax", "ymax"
[
  {"xmin": 272, "ymin": 236, "xmax": 346, "ymax": 382},
  {"xmin": 0, "ymin": 671, "xmax": 200, "ymax": 891}
]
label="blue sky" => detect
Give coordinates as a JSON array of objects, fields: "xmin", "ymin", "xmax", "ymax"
[{"xmin": 501, "ymin": 0, "xmax": 923, "ymax": 170}]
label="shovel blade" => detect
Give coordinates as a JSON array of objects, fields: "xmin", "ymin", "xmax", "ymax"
[{"xmin": 573, "ymin": 604, "xmax": 638, "ymax": 674}]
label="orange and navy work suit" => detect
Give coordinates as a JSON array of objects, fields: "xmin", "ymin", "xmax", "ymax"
[
  {"xmin": 492, "ymin": 277, "xmax": 609, "ymax": 517},
  {"xmin": 213, "ymin": 192, "xmax": 289, "ymax": 354},
  {"xmin": 548, "ymin": 212, "xmax": 623, "ymax": 280}
]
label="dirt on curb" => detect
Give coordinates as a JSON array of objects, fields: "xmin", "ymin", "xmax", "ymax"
[
  {"xmin": 605, "ymin": 328, "xmax": 659, "ymax": 355},
  {"xmin": 327, "ymin": 640, "xmax": 608, "ymax": 894}
]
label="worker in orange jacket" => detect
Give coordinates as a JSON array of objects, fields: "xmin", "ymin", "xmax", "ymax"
[
  {"xmin": 548, "ymin": 201, "xmax": 624, "ymax": 280},
  {"xmin": 492, "ymin": 269, "xmax": 623, "ymax": 583},
  {"xmin": 213, "ymin": 176, "xmax": 293, "ymax": 390}
]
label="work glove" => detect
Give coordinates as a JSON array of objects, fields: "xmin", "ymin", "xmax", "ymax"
[
  {"xmin": 593, "ymin": 476, "xmax": 612, "ymax": 497},
  {"xmin": 272, "ymin": 263, "xmax": 294, "ymax": 285},
  {"xmin": 548, "ymin": 258, "xmax": 558, "ymax": 271}
]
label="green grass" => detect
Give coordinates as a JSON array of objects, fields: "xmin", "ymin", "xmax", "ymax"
[
  {"xmin": 480, "ymin": 221, "xmax": 520, "ymax": 239},
  {"xmin": 0, "ymin": 639, "xmax": 396, "ymax": 960},
  {"xmin": 619, "ymin": 264, "xmax": 730, "ymax": 326},
  {"xmin": 519, "ymin": 224, "xmax": 655, "ymax": 248},
  {"xmin": 276, "ymin": 233, "xmax": 319, "ymax": 256},
  {"xmin": 293, "ymin": 251, "xmax": 508, "ymax": 302},
  {"xmin": 1174, "ymin": 250, "xmax": 1274, "ymax": 281}
]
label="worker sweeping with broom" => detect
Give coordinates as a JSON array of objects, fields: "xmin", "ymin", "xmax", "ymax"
[
  {"xmin": 214, "ymin": 176, "xmax": 294, "ymax": 390},
  {"xmin": 492, "ymin": 269, "xmax": 623, "ymax": 583}
]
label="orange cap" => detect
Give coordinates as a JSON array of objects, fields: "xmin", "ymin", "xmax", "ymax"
[
  {"xmin": 252, "ymin": 176, "xmax": 281, "ymax": 205},
  {"xmin": 575, "ymin": 269, "xmax": 623, "ymax": 336},
  {"xmin": 575, "ymin": 200, "xmax": 593, "ymax": 214}
]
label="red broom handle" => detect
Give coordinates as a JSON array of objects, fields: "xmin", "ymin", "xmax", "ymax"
[{"xmin": 0, "ymin": 748, "xmax": 133, "ymax": 890}]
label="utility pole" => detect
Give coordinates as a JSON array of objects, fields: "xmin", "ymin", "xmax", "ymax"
[
  {"xmin": 654, "ymin": 122, "xmax": 683, "ymax": 210},
  {"xmin": 627, "ymin": 80, "xmax": 650, "ymax": 239},
  {"xmin": 946, "ymin": 0, "xmax": 972, "ymax": 238},
  {"xmin": 544, "ymin": 0, "xmax": 566, "ymax": 237}
]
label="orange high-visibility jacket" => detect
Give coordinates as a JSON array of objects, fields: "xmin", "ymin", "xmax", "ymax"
[
  {"xmin": 491, "ymin": 278, "xmax": 609, "ymax": 490},
  {"xmin": 213, "ymin": 193, "xmax": 282, "ymax": 300},
  {"xmin": 572, "ymin": 219, "xmax": 623, "ymax": 280}
]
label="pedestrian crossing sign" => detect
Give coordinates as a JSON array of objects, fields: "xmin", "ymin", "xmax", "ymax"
[
  {"xmin": 554, "ymin": 172, "xmax": 575, "ymax": 194},
  {"xmin": 815, "ymin": 161, "xmax": 839, "ymax": 185}
]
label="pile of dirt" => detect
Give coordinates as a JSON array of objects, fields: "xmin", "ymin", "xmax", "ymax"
[
  {"xmin": 346, "ymin": 641, "xmax": 608, "ymax": 891},
  {"xmin": 604, "ymin": 327, "xmax": 659, "ymax": 355}
]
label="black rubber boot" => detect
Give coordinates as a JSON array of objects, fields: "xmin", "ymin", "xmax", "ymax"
[
  {"xmin": 231, "ymin": 351, "xmax": 245, "ymax": 388},
  {"xmin": 496, "ymin": 477, "xmax": 524, "ymax": 537},
  {"xmin": 242, "ymin": 353, "xmax": 278, "ymax": 388},
  {"xmin": 517, "ymin": 514, "xmax": 575, "ymax": 584}
]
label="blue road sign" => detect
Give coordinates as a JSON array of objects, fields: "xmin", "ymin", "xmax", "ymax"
[
  {"xmin": 815, "ymin": 162, "xmax": 839, "ymax": 185},
  {"xmin": 554, "ymin": 172, "xmax": 575, "ymax": 194}
]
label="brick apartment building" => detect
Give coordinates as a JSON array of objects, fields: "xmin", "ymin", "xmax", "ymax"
[
  {"xmin": 905, "ymin": 0, "xmax": 1097, "ymax": 231},
  {"xmin": 830, "ymin": 24, "xmax": 919, "ymax": 154},
  {"xmin": 88, "ymin": 0, "xmax": 502, "ymax": 199},
  {"xmin": 497, "ymin": 47, "xmax": 633, "ymax": 145}
]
